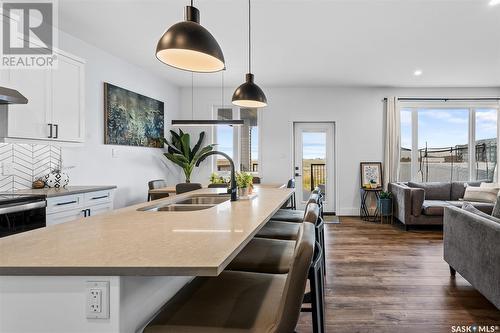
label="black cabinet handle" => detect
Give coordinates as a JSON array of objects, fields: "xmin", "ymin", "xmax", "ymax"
[
  {"xmin": 86, "ymin": 208, "xmax": 91, "ymax": 216},
  {"xmin": 91, "ymin": 195, "xmax": 108, "ymax": 200},
  {"xmin": 47, "ymin": 124, "xmax": 53, "ymax": 138},
  {"xmin": 81, "ymin": 209, "xmax": 87, "ymax": 217},
  {"xmin": 56, "ymin": 200, "xmax": 77, "ymax": 206},
  {"xmin": 53, "ymin": 124, "xmax": 58, "ymax": 139}
]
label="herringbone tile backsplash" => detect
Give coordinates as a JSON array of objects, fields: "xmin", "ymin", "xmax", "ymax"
[{"xmin": 0, "ymin": 144, "xmax": 62, "ymax": 192}]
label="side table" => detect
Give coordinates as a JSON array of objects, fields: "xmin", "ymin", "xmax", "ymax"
[{"xmin": 360, "ymin": 187, "xmax": 382, "ymax": 222}]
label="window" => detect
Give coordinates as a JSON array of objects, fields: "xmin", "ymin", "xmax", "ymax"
[
  {"xmin": 476, "ymin": 109, "xmax": 497, "ymax": 181},
  {"xmin": 215, "ymin": 108, "xmax": 234, "ymax": 172},
  {"xmin": 400, "ymin": 104, "xmax": 499, "ymax": 183},
  {"xmin": 417, "ymin": 108, "xmax": 469, "ymax": 182},
  {"xmin": 213, "ymin": 106, "xmax": 260, "ymax": 174}
]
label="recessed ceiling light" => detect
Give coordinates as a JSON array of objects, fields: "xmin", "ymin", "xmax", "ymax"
[
  {"xmin": 489, "ymin": 0, "xmax": 500, "ymax": 6},
  {"xmin": 414, "ymin": 69, "xmax": 423, "ymax": 76}
]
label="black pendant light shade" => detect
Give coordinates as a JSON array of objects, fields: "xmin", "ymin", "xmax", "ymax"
[
  {"xmin": 232, "ymin": 0, "xmax": 267, "ymax": 108},
  {"xmin": 232, "ymin": 73, "xmax": 267, "ymax": 108},
  {"xmin": 156, "ymin": 5, "xmax": 225, "ymax": 73}
]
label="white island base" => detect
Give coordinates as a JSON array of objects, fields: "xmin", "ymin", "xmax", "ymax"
[{"xmin": 0, "ymin": 275, "xmax": 192, "ymax": 333}]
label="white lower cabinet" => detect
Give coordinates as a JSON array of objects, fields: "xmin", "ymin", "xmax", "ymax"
[{"xmin": 46, "ymin": 189, "xmax": 114, "ymax": 226}]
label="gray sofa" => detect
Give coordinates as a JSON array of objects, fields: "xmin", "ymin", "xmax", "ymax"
[
  {"xmin": 444, "ymin": 206, "xmax": 500, "ymax": 310},
  {"xmin": 389, "ymin": 181, "xmax": 494, "ymax": 229}
]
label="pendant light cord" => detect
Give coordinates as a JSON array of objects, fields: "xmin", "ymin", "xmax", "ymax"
[
  {"xmin": 248, "ymin": 0, "xmax": 251, "ymax": 73},
  {"xmin": 221, "ymin": 70, "xmax": 224, "ymax": 106},
  {"xmin": 191, "ymin": 72, "xmax": 194, "ymax": 120}
]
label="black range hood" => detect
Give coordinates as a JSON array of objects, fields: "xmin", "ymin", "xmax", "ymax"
[{"xmin": 0, "ymin": 86, "xmax": 28, "ymax": 104}]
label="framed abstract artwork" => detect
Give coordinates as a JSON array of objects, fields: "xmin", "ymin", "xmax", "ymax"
[
  {"xmin": 360, "ymin": 162, "xmax": 383, "ymax": 188},
  {"xmin": 104, "ymin": 83, "xmax": 164, "ymax": 148}
]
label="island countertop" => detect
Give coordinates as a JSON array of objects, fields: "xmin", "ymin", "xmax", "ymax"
[{"xmin": 0, "ymin": 187, "xmax": 293, "ymax": 276}]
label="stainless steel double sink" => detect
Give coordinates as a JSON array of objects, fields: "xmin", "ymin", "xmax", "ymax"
[{"xmin": 138, "ymin": 194, "xmax": 231, "ymax": 212}]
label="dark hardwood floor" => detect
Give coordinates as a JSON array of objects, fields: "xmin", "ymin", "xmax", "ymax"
[{"xmin": 296, "ymin": 217, "xmax": 500, "ymax": 333}]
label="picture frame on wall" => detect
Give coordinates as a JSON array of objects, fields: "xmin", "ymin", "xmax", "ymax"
[
  {"xmin": 360, "ymin": 162, "xmax": 383, "ymax": 188},
  {"xmin": 104, "ymin": 82, "xmax": 165, "ymax": 148}
]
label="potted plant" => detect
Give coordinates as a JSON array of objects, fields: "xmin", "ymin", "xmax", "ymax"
[
  {"xmin": 236, "ymin": 172, "xmax": 253, "ymax": 197},
  {"xmin": 369, "ymin": 179, "xmax": 378, "ymax": 189},
  {"xmin": 378, "ymin": 191, "xmax": 393, "ymax": 216},
  {"xmin": 210, "ymin": 172, "xmax": 228, "ymax": 185},
  {"xmin": 162, "ymin": 130, "xmax": 215, "ymax": 183}
]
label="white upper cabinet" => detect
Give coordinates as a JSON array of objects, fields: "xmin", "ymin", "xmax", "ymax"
[
  {"xmin": 7, "ymin": 68, "xmax": 51, "ymax": 140},
  {"xmin": 2, "ymin": 50, "xmax": 85, "ymax": 143},
  {"xmin": 51, "ymin": 52, "xmax": 85, "ymax": 142}
]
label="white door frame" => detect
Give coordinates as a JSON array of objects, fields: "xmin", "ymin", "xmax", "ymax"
[{"xmin": 293, "ymin": 122, "xmax": 336, "ymax": 213}]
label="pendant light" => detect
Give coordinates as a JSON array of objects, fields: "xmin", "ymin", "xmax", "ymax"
[
  {"xmin": 171, "ymin": 72, "xmax": 244, "ymax": 127},
  {"xmin": 156, "ymin": 0, "xmax": 225, "ymax": 73},
  {"xmin": 232, "ymin": 0, "xmax": 267, "ymax": 108}
]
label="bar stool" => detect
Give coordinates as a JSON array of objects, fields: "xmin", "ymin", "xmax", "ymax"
[
  {"xmin": 147, "ymin": 179, "xmax": 169, "ymax": 201},
  {"xmin": 281, "ymin": 178, "xmax": 296, "ymax": 210},
  {"xmin": 226, "ymin": 203, "xmax": 325, "ymax": 333},
  {"xmin": 143, "ymin": 223, "xmax": 315, "ymax": 333},
  {"xmin": 270, "ymin": 193, "xmax": 320, "ymax": 223}
]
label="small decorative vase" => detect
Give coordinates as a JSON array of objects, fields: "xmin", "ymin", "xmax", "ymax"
[
  {"xmin": 370, "ymin": 183, "xmax": 378, "ymax": 189},
  {"xmin": 238, "ymin": 187, "xmax": 249, "ymax": 197},
  {"xmin": 44, "ymin": 170, "xmax": 69, "ymax": 188},
  {"xmin": 32, "ymin": 179, "xmax": 45, "ymax": 189}
]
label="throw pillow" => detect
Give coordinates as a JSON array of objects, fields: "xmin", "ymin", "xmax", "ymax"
[
  {"xmin": 462, "ymin": 202, "xmax": 500, "ymax": 224},
  {"xmin": 480, "ymin": 182, "xmax": 500, "ymax": 189},
  {"xmin": 462, "ymin": 186, "xmax": 499, "ymax": 203}
]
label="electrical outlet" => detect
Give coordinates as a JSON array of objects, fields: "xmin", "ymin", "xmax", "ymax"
[
  {"xmin": 2, "ymin": 162, "xmax": 13, "ymax": 176},
  {"xmin": 86, "ymin": 281, "xmax": 109, "ymax": 319},
  {"xmin": 89, "ymin": 289, "xmax": 102, "ymax": 313}
]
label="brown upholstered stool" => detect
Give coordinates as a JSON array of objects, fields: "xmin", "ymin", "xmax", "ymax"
[{"xmin": 143, "ymin": 223, "xmax": 315, "ymax": 333}]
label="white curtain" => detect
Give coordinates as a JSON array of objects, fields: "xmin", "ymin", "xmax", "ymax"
[{"xmin": 383, "ymin": 97, "xmax": 400, "ymax": 190}]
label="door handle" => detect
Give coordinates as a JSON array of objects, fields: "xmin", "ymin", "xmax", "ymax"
[
  {"xmin": 47, "ymin": 124, "xmax": 53, "ymax": 138},
  {"xmin": 53, "ymin": 124, "xmax": 58, "ymax": 139}
]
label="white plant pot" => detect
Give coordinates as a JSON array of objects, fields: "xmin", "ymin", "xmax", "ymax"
[{"xmin": 238, "ymin": 187, "xmax": 249, "ymax": 197}]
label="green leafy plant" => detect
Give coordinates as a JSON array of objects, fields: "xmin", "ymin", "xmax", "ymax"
[
  {"xmin": 370, "ymin": 179, "xmax": 377, "ymax": 184},
  {"xmin": 236, "ymin": 172, "xmax": 253, "ymax": 189},
  {"xmin": 162, "ymin": 130, "xmax": 215, "ymax": 183},
  {"xmin": 379, "ymin": 191, "xmax": 392, "ymax": 199},
  {"xmin": 210, "ymin": 172, "xmax": 227, "ymax": 184}
]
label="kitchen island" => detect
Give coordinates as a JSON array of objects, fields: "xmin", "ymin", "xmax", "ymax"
[{"xmin": 0, "ymin": 186, "xmax": 293, "ymax": 333}]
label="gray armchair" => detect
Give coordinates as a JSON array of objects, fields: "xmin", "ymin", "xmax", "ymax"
[{"xmin": 444, "ymin": 206, "xmax": 500, "ymax": 310}]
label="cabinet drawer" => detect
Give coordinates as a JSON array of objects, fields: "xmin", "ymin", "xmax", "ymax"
[
  {"xmin": 46, "ymin": 194, "xmax": 84, "ymax": 214},
  {"xmin": 46, "ymin": 209, "xmax": 85, "ymax": 226},
  {"xmin": 84, "ymin": 190, "xmax": 113, "ymax": 206},
  {"xmin": 88, "ymin": 203, "xmax": 113, "ymax": 217}
]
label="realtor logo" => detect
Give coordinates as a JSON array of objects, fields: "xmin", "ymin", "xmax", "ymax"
[{"xmin": 1, "ymin": 0, "xmax": 57, "ymax": 68}]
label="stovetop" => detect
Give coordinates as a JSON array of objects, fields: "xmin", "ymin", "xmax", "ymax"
[{"xmin": 0, "ymin": 194, "xmax": 46, "ymax": 206}]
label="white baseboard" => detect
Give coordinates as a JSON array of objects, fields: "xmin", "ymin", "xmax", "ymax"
[{"xmin": 336, "ymin": 207, "xmax": 359, "ymax": 216}]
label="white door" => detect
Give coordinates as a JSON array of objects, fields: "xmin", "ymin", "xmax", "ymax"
[
  {"xmin": 294, "ymin": 122, "xmax": 335, "ymax": 212},
  {"xmin": 51, "ymin": 53, "xmax": 85, "ymax": 142},
  {"xmin": 7, "ymin": 68, "xmax": 51, "ymax": 140}
]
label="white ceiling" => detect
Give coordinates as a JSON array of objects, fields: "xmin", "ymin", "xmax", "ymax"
[{"xmin": 58, "ymin": 0, "xmax": 500, "ymax": 88}]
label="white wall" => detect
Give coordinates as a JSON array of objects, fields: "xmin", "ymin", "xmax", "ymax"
[
  {"xmin": 58, "ymin": 31, "xmax": 181, "ymax": 208},
  {"xmin": 179, "ymin": 86, "xmax": 500, "ymax": 215}
]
